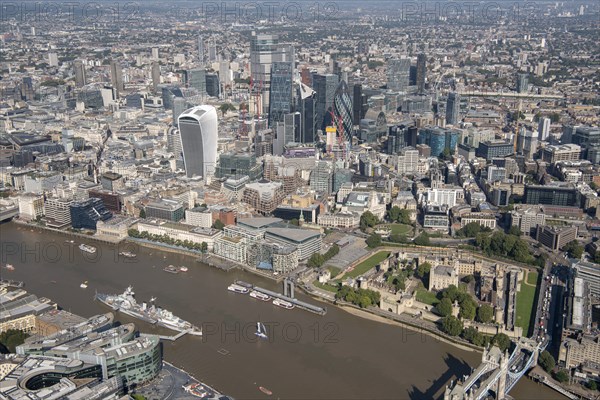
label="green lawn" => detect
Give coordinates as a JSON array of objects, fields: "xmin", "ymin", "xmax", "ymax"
[
  {"xmin": 380, "ymin": 224, "xmax": 413, "ymax": 236},
  {"xmin": 343, "ymin": 251, "xmax": 390, "ymax": 279},
  {"xmin": 325, "ymin": 265, "xmax": 341, "ymax": 278},
  {"xmin": 313, "ymin": 280, "xmax": 339, "ymax": 293},
  {"xmin": 526, "ymin": 270, "xmax": 539, "ymax": 286},
  {"xmin": 516, "ymin": 271, "xmax": 538, "ymax": 335},
  {"xmin": 415, "ymin": 288, "xmax": 439, "ymax": 306}
]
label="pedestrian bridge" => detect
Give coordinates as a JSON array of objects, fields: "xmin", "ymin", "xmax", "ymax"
[{"xmin": 444, "ymin": 338, "xmax": 542, "ymax": 400}]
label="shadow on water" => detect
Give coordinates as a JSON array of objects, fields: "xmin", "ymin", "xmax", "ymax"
[{"xmin": 409, "ymin": 353, "xmax": 473, "ymax": 400}]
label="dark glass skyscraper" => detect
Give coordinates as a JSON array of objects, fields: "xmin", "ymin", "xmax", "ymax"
[
  {"xmin": 313, "ymin": 73, "xmax": 339, "ymax": 131},
  {"xmin": 297, "ymin": 82, "xmax": 316, "ymax": 143},
  {"xmin": 161, "ymin": 86, "xmax": 183, "ymax": 110},
  {"xmin": 352, "ymin": 84, "xmax": 368, "ymax": 125},
  {"xmin": 332, "ymin": 80, "xmax": 354, "ymax": 142},
  {"xmin": 416, "ymin": 53, "xmax": 427, "ymax": 94},
  {"xmin": 445, "ymin": 92, "xmax": 460, "ymax": 125},
  {"xmin": 268, "ymin": 61, "xmax": 293, "ymax": 127},
  {"xmin": 205, "ymin": 74, "xmax": 220, "ymax": 97}
]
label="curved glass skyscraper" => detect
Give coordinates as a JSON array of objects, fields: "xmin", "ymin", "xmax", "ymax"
[
  {"xmin": 178, "ymin": 105, "xmax": 218, "ymax": 179},
  {"xmin": 332, "ymin": 80, "xmax": 354, "ymax": 142}
]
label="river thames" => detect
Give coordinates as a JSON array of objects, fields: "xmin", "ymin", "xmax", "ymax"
[{"xmin": 0, "ymin": 222, "xmax": 562, "ymax": 399}]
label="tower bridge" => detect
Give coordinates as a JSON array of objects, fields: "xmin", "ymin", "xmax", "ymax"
[{"xmin": 444, "ymin": 338, "xmax": 543, "ymax": 400}]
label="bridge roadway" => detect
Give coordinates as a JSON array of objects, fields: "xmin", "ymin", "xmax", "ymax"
[
  {"xmin": 446, "ymin": 338, "xmax": 542, "ymax": 400},
  {"xmin": 0, "ymin": 206, "xmax": 18, "ymax": 222},
  {"xmin": 235, "ymin": 280, "xmax": 327, "ymax": 315}
]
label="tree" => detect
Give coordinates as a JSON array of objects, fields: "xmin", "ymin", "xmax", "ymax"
[
  {"xmin": 553, "ymin": 369, "xmax": 569, "ymax": 383},
  {"xmin": 507, "ymin": 226, "xmax": 522, "ymax": 236},
  {"xmin": 436, "ymin": 297, "xmax": 453, "ymax": 317},
  {"xmin": 139, "ymin": 208, "xmax": 146, "ymax": 218},
  {"xmin": 441, "ymin": 316, "xmax": 463, "ymax": 336},
  {"xmin": 218, "ymin": 103, "xmax": 236, "ymax": 116},
  {"xmin": 366, "ymin": 233, "xmax": 382, "ymax": 248},
  {"xmin": 477, "ymin": 304, "xmax": 494, "ymax": 324},
  {"xmin": 586, "ymin": 380, "xmax": 597, "ymax": 391},
  {"xmin": 441, "ymin": 284, "xmax": 460, "ymax": 302},
  {"xmin": 459, "ymin": 297, "xmax": 477, "ymax": 320},
  {"xmin": 290, "ymin": 218, "xmax": 299, "ymax": 226},
  {"xmin": 563, "ymin": 240, "xmax": 583, "ymax": 259},
  {"xmin": 359, "ymin": 211, "xmax": 378, "ymax": 231},
  {"xmin": 413, "ymin": 232, "xmax": 430, "ymax": 246},
  {"xmin": 538, "ymin": 350, "xmax": 556, "ymax": 373},
  {"xmin": 462, "ymin": 275, "xmax": 474, "ymax": 284},
  {"xmin": 212, "ymin": 219, "xmax": 225, "ymax": 230},
  {"xmin": 0, "ymin": 329, "xmax": 29, "ymax": 353},
  {"xmin": 308, "ymin": 253, "xmax": 325, "ymax": 268},
  {"xmin": 416, "ymin": 262, "xmax": 432, "ymax": 279},
  {"xmin": 200, "ymin": 242, "xmax": 208, "ymax": 253},
  {"xmin": 399, "ymin": 209, "xmax": 412, "ymax": 225},
  {"xmin": 492, "ymin": 333, "xmax": 511, "ymax": 352},
  {"xmin": 387, "ymin": 206, "xmax": 401, "ymax": 222},
  {"xmin": 462, "ymin": 326, "xmax": 485, "ymax": 346},
  {"xmin": 389, "ymin": 234, "xmax": 408, "ymax": 244}
]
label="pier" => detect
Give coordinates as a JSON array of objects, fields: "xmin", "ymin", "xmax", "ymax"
[
  {"xmin": 155, "ymin": 329, "xmax": 195, "ymax": 342},
  {"xmin": 235, "ymin": 279, "xmax": 327, "ymax": 316}
]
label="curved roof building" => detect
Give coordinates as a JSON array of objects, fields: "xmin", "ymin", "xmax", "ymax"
[{"xmin": 178, "ymin": 105, "xmax": 218, "ymax": 179}]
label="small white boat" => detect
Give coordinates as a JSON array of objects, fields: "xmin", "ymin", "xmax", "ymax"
[
  {"xmin": 228, "ymin": 284, "xmax": 249, "ymax": 294},
  {"xmin": 255, "ymin": 322, "xmax": 268, "ymax": 340},
  {"xmin": 65, "ymin": 240, "xmax": 74, "ymax": 244},
  {"xmin": 79, "ymin": 244, "xmax": 97, "ymax": 254},
  {"xmin": 80, "ymin": 281, "xmax": 88, "ymax": 289},
  {"xmin": 5, "ymin": 264, "xmax": 14, "ymax": 271},
  {"xmin": 249, "ymin": 290, "xmax": 271, "ymax": 301},
  {"xmin": 179, "ymin": 266, "xmax": 188, "ymax": 272},
  {"xmin": 273, "ymin": 298, "xmax": 294, "ymax": 310}
]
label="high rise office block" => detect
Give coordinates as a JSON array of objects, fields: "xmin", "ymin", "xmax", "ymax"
[{"xmin": 178, "ymin": 105, "xmax": 218, "ymax": 179}]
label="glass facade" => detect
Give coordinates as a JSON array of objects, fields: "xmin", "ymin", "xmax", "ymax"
[
  {"xmin": 387, "ymin": 57, "xmax": 411, "ymax": 92},
  {"xmin": 524, "ymin": 185, "xmax": 579, "ymax": 206},
  {"xmin": 333, "ymin": 80, "xmax": 354, "ymax": 142},
  {"xmin": 446, "ymin": 92, "xmax": 460, "ymax": 125},
  {"xmin": 215, "ymin": 152, "xmax": 263, "ymax": 181},
  {"xmin": 312, "ymin": 73, "xmax": 339, "ymax": 131},
  {"xmin": 186, "ymin": 69, "xmax": 206, "ymax": 94},
  {"xmin": 268, "ymin": 61, "xmax": 293, "ymax": 126},
  {"xmin": 70, "ymin": 198, "xmax": 112, "ymax": 230},
  {"xmin": 419, "ymin": 127, "xmax": 459, "ymax": 158}
]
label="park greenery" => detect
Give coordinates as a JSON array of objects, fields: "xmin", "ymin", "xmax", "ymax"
[
  {"xmin": 383, "ymin": 262, "xmax": 414, "ymax": 292},
  {"xmin": 563, "ymin": 240, "xmax": 583, "ymax": 259},
  {"xmin": 387, "ymin": 206, "xmax": 412, "ymax": 225},
  {"xmin": 307, "ymin": 244, "xmax": 340, "ymax": 269},
  {"xmin": 477, "ymin": 304, "xmax": 494, "ymax": 324},
  {"xmin": 335, "ymin": 286, "xmax": 381, "ymax": 308},
  {"xmin": 538, "ymin": 350, "xmax": 556, "ymax": 373},
  {"xmin": 438, "ymin": 284, "xmax": 478, "ymax": 321},
  {"xmin": 212, "ymin": 219, "xmax": 225, "ymax": 230},
  {"xmin": 128, "ymin": 229, "xmax": 208, "ymax": 253},
  {"xmin": 553, "ymin": 369, "xmax": 570, "ymax": 383},
  {"xmin": 456, "ymin": 222, "xmax": 492, "ymax": 238},
  {"xmin": 360, "ymin": 211, "xmax": 379, "ymax": 231},
  {"xmin": 413, "ymin": 232, "xmax": 431, "ymax": 246},
  {"xmin": 475, "ymin": 231, "xmax": 543, "ymax": 266},
  {"xmin": 0, "ymin": 330, "xmax": 29, "ymax": 353},
  {"xmin": 366, "ymin": 233, "xmax": 382, "ymax": 248}
]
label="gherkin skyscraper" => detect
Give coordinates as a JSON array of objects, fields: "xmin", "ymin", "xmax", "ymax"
[{"xmin": 332, "ymin": 80, "xmax": 354, "ymax": 142}]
